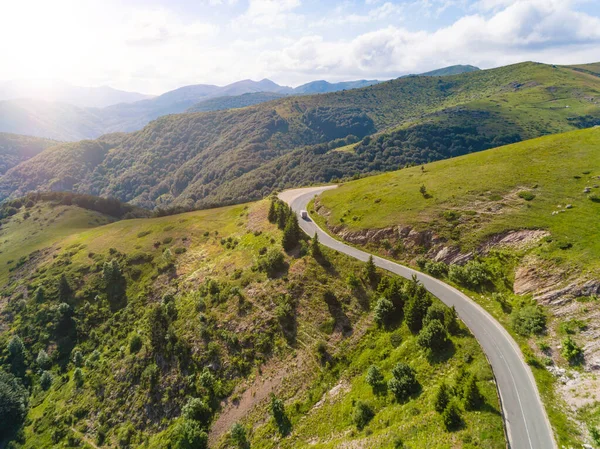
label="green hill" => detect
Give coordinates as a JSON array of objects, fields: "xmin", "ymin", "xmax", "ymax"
[
  {"xmin": 0, "ymin": 133, "xmax": 57, "ymax": 175},
  {"xmin": 2, "ymin": 61, "xmax": 600, "ymax": 210},
  {"xmin": 187, "ymin": 92, "xmax": 288, "ymax": 113},
  {"xmin": 314, "ymin": 127, "xmax": 600, "ymax": 446},
  {"xmin": 0, "ymin": 196, "xmax": 504, "ymax": 448}
]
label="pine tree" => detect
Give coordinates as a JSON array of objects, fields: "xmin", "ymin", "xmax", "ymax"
[
  {"xmin": 434, "ymin": 382, "xmax": 450, "ymax": 413},
  {"xmin": 34, "ymin": 286, "xmax": 45, "ymax": 303},
  {"xmin": 365, "ymin": 255, "xmax": 378, "ymax": 283},
  {"xmin": 462, "ymin": 375, "xmax": 482, "ymax": 410},
  {"xmin": 442, "ymin": 399, "xmax": 462, "ymax": 430},
  {"xmin": 276, "ymin": 204, "xmax": 288, "ymax": 230},
  {"xmin": 282, "ymin": 214, "xmax": 300, "ymax": 251},
  {"xmin": 268, "ymin": 200, "xmax": 277, "ymax": 223},
  {"xmin": 58, "ymin": 274, "xmax": 72, "ymax": 303},
  {"xmin": 404, "ymin": 292, "xmax": 433, "ymax": 333},
  {"xmin": 7, "ymin": 335, "xmax": 26, "ymax": 376},
  {"xmin": 365, "ymin": 365, "xmax": 385, "ymax": 394},
  {"xmin": 103, "ymin": 260, "xmax": 127, "ymax": 311}
]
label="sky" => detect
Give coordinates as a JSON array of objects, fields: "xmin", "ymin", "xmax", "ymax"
[{"xmin": 1, "ymin": 0, "xmax": 600, "ymax": 95}]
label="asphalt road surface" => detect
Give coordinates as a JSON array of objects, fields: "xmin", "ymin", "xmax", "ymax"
[{"xmin": 279, "ymin": 186, "xmax": 556, "ymax": 449}]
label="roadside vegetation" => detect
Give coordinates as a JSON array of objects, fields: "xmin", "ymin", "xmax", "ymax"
[
  {"xmin": 0, "ymin": 195, "xmax": 504, "ymax": 448},
  {"xmin": 314, "ymin": 127, "xmax": 600, "ymax": 447}
]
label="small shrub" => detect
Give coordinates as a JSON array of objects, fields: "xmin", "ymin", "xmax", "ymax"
[
  {"xmin": 462, "ymin": 375, "xmax": 483, "ymax": 410},
  {"xmin": 417, "ymin": 319, "xmax": 448, "ymax": 352},
  {"xmin": 373, "ymin": 297, "xmax": 395, "ymax": 328},
  {"xmin": 511, "ymin": 305, "xmax": 546, "ymax": 336},
  {"xmin": 365, "ymin": 365, "xmax": 385, "ymax": 393},
  {"xmin": 388, "ymin": 362, "xmax": 419, "ymax": 402},
  {"xmin": 40, "ymin": 371, "xmax": 53, "ymax": 390},
  {"xmin": 270, "ymin": 394, "xmax": 291, "ymax": 436},
  {"xmin": 424, "ymin": 260, "xmax": 448, "ymax": 278},
  {"xmin": 174, "ymin": 247, "xmax": 187, "ymax": 255},
  {"xmin": 137, "ymin": 230, "xmax": 152, "ymax": 238},
  {"xmin": 36, "ymin": 349, "xmax": 51, "ymax": 369},
  {"xmin": 72, "ymin": 350, "xmax": 84, "ymax": 368},
  {"xmin": 182, "ymin": 398, "xmax": 212, "ymax": 428},
  {"xmin": 73, "ymin": 368, "xmax": 84, "ymax": 388},
  {"xmin": 129, "ymin": 334, "xmax": 143, "ymax": 354},
  {"xmin": 257, "ymin": 249, "xmax": 286, "ymax": 278},
  {"xmin": 434, "ymin": 383, "xmax": 450, "ymax": 413},
  {"xmin": 346, "ymin": 273, "xmax": 360, "ymax": 289},
  {"xmin": 163, "ymin": 236, "xmax": 173, "ymax": 244},
  {"xmin": 561, "ymin": 336, "xmax": 583, "ymax": 364},
  {"xmin": 352, "ymin": 401, "xmax": 374, "ymax": 430},
  {"xmin": 230, "ymin": 423, "xmax": 249, "ymax": 449},
  {"xmin": 442, "ymin": 400, "xmax": 463, "ymax": 431},
  {"xmin": 389, "ymin": 331, "xmax": 403, "ymax": 348},
  {"xmin": 518, "ymin": 191, "xmax": 535, "ymax": 201},
  {"xmin": 557, "ymin": 241, "xmax": 572, "ymax": 250},
  {"xmin": 172, "ymin": 419, "xmax": 208, "ymax": 449}
]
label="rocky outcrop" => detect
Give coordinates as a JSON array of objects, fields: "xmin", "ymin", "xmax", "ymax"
[{"xmin": 479, "ymin": 230, "xmax": 549, "ymax": 253}]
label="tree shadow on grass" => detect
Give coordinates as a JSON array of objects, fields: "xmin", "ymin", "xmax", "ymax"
[
  {"xmin": 323, "ymin": 290, "xmax": 352, "ymax": 336},
  {"xmin": 426, "ymin": 340, "xmax": 456, "ymax": 365}
]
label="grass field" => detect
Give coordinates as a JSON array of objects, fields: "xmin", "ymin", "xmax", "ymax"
[
  {"xmin": 0, "ymin": 204, "xmax": 113, "ymax": 285},
  {"xmin": 318, "ymin": 127, "xmax": 600, "ymax": 273}
]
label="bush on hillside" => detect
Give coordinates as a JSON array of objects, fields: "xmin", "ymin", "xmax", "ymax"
[
  {"xmin": 365, "ymin": 365, "xmax": 386, "ymax": 394},
  {"xmin": 172, "ymin": 419, "xmax": 208, "ymax": 449},
  {"xmin": 388, "ymin": 362, "xmax": 419, "ymax": 402},
  {"xmin": 417, "ymin": 319, "xmax": 449, "ymax": 352},
  {"xmin": 373, "ymin": 297, "xmax": 395, "ymax": 328},
  {"xmin": 511, "ymin": 305, "xmax": 546, "ymax": 336},
  {"xmin": 0, "ymin": 370, "xmax": 29, "ymax": 439},
  {"xmin": 352, "ymin": 401, "xmax": 375, "ymax": 430},
  {"xmin": 442, "ymin": 400, "xmax": 463, "ymax": 431},
  {"xmin": 257, "ymin": 249, "xmax": 286, "ymax": 278}
]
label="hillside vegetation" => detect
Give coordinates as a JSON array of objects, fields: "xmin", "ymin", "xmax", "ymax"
[
  {"xmin": 0, "ymin": 133, "xmax": 57, "ymax": 175},
  {"xmin": 0, "ymin": 196, "xmax": 504, "ymax": 448},
  {"xmin": 314, "ymin": 127, "xmax": 600, "ymax": 446},
  {"xmin": 1, "ymin": 62, "xmax": 600, "ymax": 210}
]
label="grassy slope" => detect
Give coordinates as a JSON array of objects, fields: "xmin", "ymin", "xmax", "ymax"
[
  {"xmin": 0, "ymin": 204, "xmax": 114, "ymax": 285},
  {"xmin": 314, "ymin": 127, "xmax": 600, "ymax": 446},
  {"xmin": 318, "ymin": 127, "xmax": 600, "ymax": 272},
  {"xmin": 0, "ymin": 200, "xmax": 503, "ymax": 449}
]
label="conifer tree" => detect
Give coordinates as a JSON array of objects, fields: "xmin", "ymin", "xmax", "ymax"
[{"xmin": 268, "ymin": 200, "xmax": 277, "ymax": 223}]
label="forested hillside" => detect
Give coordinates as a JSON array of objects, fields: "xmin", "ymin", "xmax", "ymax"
[
  {"xmin": 0, "ymin": 195, "xmax": 504, "ymax": 448},
  {"xmin": 0, "ymin": 133, "xmax": 57, "ymax": 175},
  {"xmin": 1, "ymin": 62, "xmax": 600, "ymax": 210}
]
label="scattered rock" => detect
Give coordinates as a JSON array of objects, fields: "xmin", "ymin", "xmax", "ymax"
[
  {"xmin": 584, "ymin": 187, "xmax": 591, "ymax": 193},
  {"xmin": 566, "ymin": 204, "xmax": 573, "ymax": 209}
]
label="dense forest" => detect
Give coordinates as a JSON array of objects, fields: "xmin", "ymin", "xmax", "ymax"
[{"xmin": 0, "ymin": 133, "xmax": 57, "ymax": 175}]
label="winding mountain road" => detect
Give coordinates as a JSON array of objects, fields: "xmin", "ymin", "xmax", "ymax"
[{"xmin": 279, "ymin": 186, "xmax": 556, "ymax": 449}]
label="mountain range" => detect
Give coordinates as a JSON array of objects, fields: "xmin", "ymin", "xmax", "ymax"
[
  {"xmin": 1, "ymin": 61, "xmax": 598, "ymax": 212},
  {"xmin": 0, "ymin": 79, "xmax": 153, "ymax": 108},
  {"xmin": 0, "ymin": 65, "xmax": 479, "ymax": 141}
]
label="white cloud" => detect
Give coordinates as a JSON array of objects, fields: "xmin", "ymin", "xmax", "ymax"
[
  {"xmin": 260, "ymin": 0, "xmax": 600, "ymax": 82},
  {"xmin": 1, "ymin": 0, "xmax": 599, "ymax": 93},
  {"xmin": 233, "ymin": 0, "xmax": 304, "ymax": 29}
]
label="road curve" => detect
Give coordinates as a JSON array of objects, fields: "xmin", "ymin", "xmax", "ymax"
[{"xmin": 279, "ymin": 186, "xmax": 556, "ymax": 449}]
